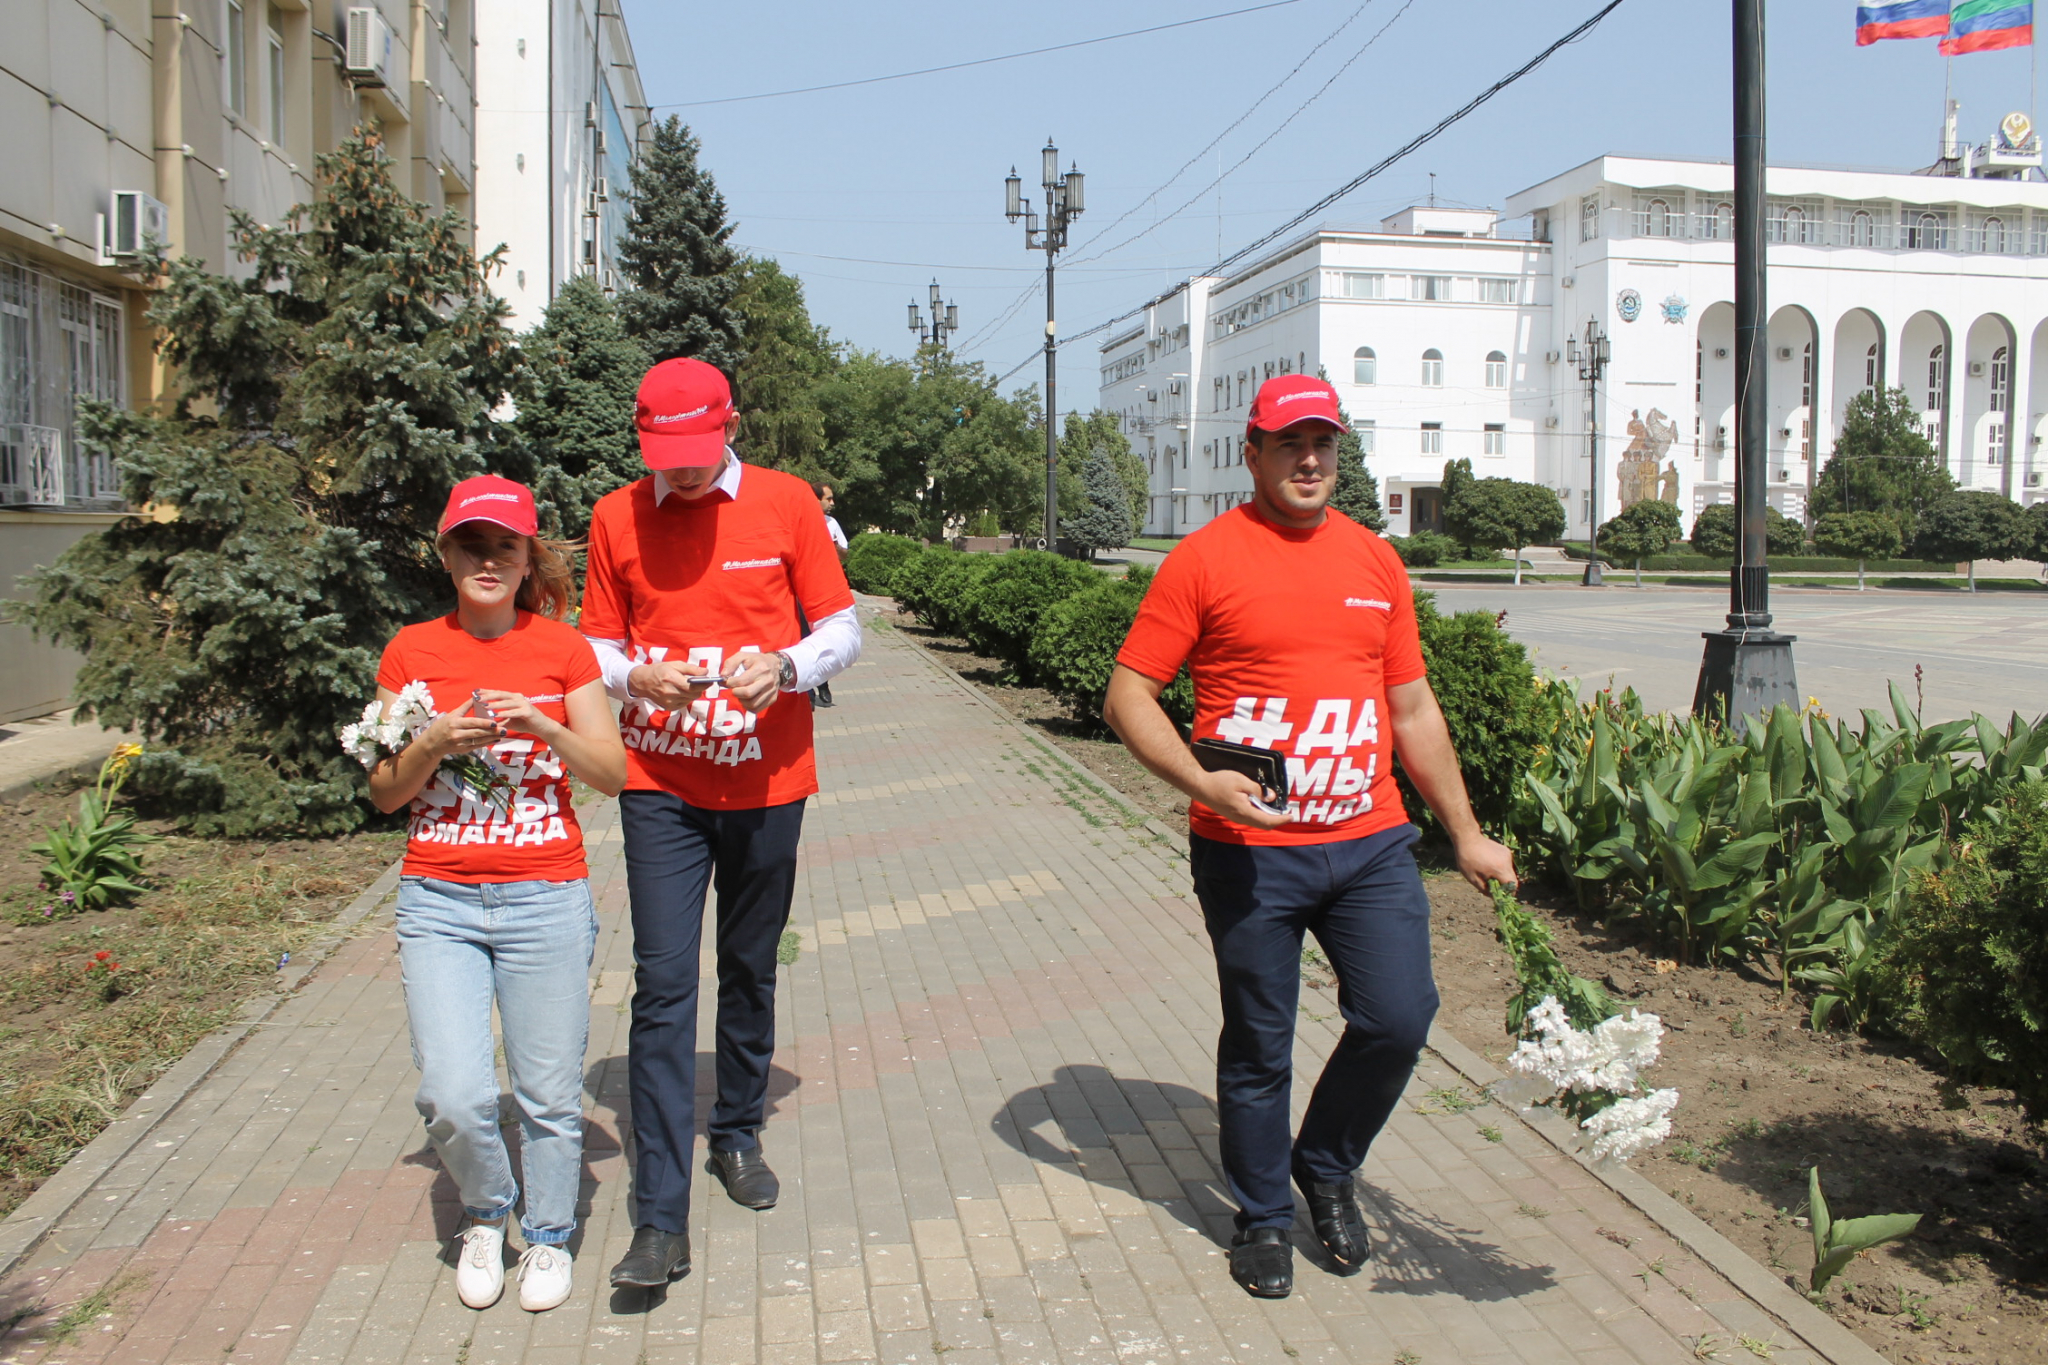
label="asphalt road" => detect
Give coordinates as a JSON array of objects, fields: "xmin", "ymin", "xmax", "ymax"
[{"xmin": 1423, "ymin": 582, "xmax": 2048, "ymax": 723}]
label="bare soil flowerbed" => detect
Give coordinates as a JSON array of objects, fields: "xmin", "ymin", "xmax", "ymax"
[
  {"xmin": 888, "ymin": 607, "xmax": 2048, "ymax": 1365},
  {"xmin": 0, "ymin": 780, "xmax": 401, "ymax": 1219}
]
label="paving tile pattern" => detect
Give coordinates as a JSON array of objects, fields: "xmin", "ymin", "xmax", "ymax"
[{"xmin": 0, "ymin": 615, "xmax": 1844, "ymax": 1364}]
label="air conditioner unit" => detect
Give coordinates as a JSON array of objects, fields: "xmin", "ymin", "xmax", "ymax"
[
  {"xmin": 1715, "ymin": 347, "xmax": 1729, "ymax": 358},
  {"xmin": 344, "ymin": 8, "xmax": 396, "ymax": 87},
  {"xmin": 593, "ymin": 130, "xmax": 607, "ymax": 155},
  {"xmin": 593, "ymin": 176, "xmax": 608, "ymax": 202},
  {"xmin": 1969, "ymin": 360, "xmax": 1986, "ymax": 377},
  {"xmin": 1545, "ymin": 349, "xmax": 1560, "ymax": 364},
  {"xmin": 602, "ymin": 268, "xmax": 617, "ymax": 292},
  {"xmin": 1544, "ymin": 413, "xmax": 1559, "ymax": 428},
  {"xmin": 2028, "ymin": 471, "xmax": 2042, "ymax": 486},
  {"xmin": 1775, "ymin": 346, "xmax": 1793, "ymax": 361},
  {"xmin": 1167, "ymin": 380, "xmax": 1182, "ymax": 395},
  {"xmin": 106, "ymin": 189, "xmax": 168, "ymax": 258},
  {"xmin": 584, "ymin": 101, "xmax": 598, "ymax": 128}
]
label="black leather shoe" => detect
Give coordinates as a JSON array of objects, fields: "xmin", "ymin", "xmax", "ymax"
[
  {"xmin": 609, "ymin": 1226, "xmax": 690, "ymax": 1287},
  {"xmin": 1293, "ymin": 1164, "xmax": 1372, "ymax": 1273},
  {"xmin": 1229, "ymin": 1227, "xmax": 1293, "ymax": 1298},
  {"xmin": 708, "ymin": 1147, "xmax": 780, "ymax": 1209}
]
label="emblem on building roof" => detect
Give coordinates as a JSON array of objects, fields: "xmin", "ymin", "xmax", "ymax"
[
  {"xmin": 1616, "ymin": 288, "xmax": 1642, "ymax": 323},
  {"xmin": 1661, "ymin": 294, "xmax": 1688, "ymax": 324},
  {"xmin": 1999, "ymin": 110, "xmax": 2034, "ymax": 150}
]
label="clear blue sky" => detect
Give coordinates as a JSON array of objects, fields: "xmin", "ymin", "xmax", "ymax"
[{"xmin": 616, "ymin": 0, "xmax": 2041, "ymax": 400}]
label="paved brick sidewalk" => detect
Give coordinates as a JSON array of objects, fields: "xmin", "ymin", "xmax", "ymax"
[{"xmin": 0, "ymin": 615, "xmax": 1857, "ymax": 1365}]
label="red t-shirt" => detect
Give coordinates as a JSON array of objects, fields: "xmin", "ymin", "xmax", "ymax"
[
  {"xmin": 579, "ymin": 465, "xmax": 854, "ymax": 808},
  {"xmin": 1116, "ymin": 504, "xmax": 1425, "ymax": 846},
  {"xmin": 376, "ymin": 612, "xmax": 603, "ymax": 882}
]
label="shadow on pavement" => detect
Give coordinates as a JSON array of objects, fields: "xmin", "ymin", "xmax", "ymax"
[{"xmin": 993, "ymin": 1063, "xmax": 1556, "ymax": 1299}]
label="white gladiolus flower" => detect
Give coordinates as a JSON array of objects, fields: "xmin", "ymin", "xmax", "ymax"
[
  {"xmin": 1581, "ymin": 1088, "xmax": 1680, "ymax": 1162},
  {"xmin": 1498, "ymin": 995, "xmax": 1676, "ymax": 1163}
]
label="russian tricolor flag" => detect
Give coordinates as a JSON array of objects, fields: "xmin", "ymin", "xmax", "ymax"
[
  {"xmin": 1855, "ymin": 0, "xmax": 1951, "ymax": 43},
  {"xmin": 1940, "ymin": 0, "xmax": 2034, "ymax": 54}
]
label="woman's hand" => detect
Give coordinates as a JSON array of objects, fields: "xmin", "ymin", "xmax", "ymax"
[
  {"xmin": 419, "ymin": 697, "xmax": 501, "ymax": 760},
  {"xmin": 474, "ymin": 690, "xmax": 561, "ymax": 745}
]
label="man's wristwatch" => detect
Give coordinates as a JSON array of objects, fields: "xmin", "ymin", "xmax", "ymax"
[{"xmin": 774, "ymin": 651, "xmax": 797, "ymax": 691}]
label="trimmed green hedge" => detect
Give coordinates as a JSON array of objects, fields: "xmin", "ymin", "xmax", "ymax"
[
  {"xmin": 859, "ymin": 534, "xmax": 1541, "ymax": 837},
  {"xmin": 846, "ymin": 532, "xmax": 920, "ymax": 594}
]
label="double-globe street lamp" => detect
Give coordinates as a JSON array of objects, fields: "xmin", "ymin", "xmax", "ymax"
[
  {"xmin": 907, "ymin": 279, "xmax": 959, "ymax": 358},
  {"xmin": 1004, "ymin": 140, "xmax": 1084, "ymax": 549},
  {"xmin": 1565, "ymin": 319, "xmax": 1611, "ymax": 586}
]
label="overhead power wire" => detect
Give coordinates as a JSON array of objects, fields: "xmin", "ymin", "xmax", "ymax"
[
  {"xmin": 1205, "ymin": 0, "xmax": 1631, "ymax": 276},
  {"xmin": 984, "ymin": 0, "xmax": 1633, "ymax": 384},
  {"xmin": 1064, "ymin": 0, "xmax": 1382, "ymax": 257},
  {"xmin": 1068, "ymin": 0, "xmax": 1419, "ymax": 266},
  {"xmin": 653, "ymin": 0, "xmax": 1306, "ymax": 108}
]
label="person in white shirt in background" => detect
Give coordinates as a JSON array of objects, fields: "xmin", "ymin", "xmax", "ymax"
[{"xmin": 811, "ymin": 481, "xmax": 848, "ymax": 707}]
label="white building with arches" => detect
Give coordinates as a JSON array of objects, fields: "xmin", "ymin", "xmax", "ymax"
[{"xmin": 1097, "ymin": 151, "xmax": 2048, "ymax": 539}]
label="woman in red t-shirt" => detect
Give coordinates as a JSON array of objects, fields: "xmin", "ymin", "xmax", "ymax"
[{"xmin": 366, "ymin": 477, "xmax": 625, "ymax": 1314}]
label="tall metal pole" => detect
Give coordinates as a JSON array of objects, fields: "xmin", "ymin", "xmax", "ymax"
[
  {"xmin": 1694, "ymin": 0, "xmax": 1798, "ymax": 719},
  {"xmin": 1044, "ymin": 227, "xmax": 1059, "ymax": 550}
]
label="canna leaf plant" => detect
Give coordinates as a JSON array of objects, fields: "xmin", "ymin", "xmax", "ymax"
[{"xmin": 1806, "ymin": 1166, "xmax": 1921, "ymax": 1295}]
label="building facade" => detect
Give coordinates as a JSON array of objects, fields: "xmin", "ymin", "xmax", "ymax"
[
  {"xmin": 471, "ymin": 0, "xmax": 648, "ymax": 331},
  {"xmin": 1100, "ymin": 146, "xmax": 2048, "ymax": 540},
  {"xmin": 2, "ymin": 0, "xmax": 479, "ymax": 721}
]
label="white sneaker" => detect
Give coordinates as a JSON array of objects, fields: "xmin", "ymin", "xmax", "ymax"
[
  {"xmin": 517, "ymin": 1243, "xmax": 573, "ymax": 1312},
  {"xmin": 455, "ymin": 1221, "xmax": 506, "ymax": 1308}
]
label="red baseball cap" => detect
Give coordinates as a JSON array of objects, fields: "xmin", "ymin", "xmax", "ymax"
[
  {"xmin": 635, "ymin": 357, "xmax": 735, "ymax": 469},
  {"xmin": 1247, "ymin": 374, "xmax": 1346, "ymax": 439},
  {"xmin": 439, "ymin": 475, "xmax": 538, "ymax": 537}
]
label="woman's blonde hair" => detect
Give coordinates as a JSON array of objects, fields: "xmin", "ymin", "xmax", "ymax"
[{"xmin": 437, "ymin": 530, "xmax": 582, "ymax": 621}]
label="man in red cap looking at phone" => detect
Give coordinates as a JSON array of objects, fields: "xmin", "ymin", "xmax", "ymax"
[
  {"xmin": 1103, "ymin": 373, "xmax": 1515, "ymax": 1299},
  {"xmin": 580, "ymin": 357, "xmax": 861, "ymax": 1288}
]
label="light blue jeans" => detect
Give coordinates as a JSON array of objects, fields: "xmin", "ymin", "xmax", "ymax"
[{"xmin": 395, "ymin": 876, "xmax": 597, "ymax": 1246}]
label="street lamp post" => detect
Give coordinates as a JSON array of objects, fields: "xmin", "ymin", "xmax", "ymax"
[
  {"xmin": 1565, "ymin": 319, "xmax": 1612, "ymax": 586},
  {"xmin": 1693, "ymin": 0, "xmax": 1799, "ymax": 720},
  {"xmin": 1005, "ymin": 140, "xmax": 1084, "ymax": 550},
  {"xmin": 907, "ymin": 279, "xmax": 960, "ymax": 361}
]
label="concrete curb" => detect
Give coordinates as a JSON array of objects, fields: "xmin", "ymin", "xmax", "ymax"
[
  {"xmin": 878, "ymin": 597, "xmax": 1891, "ymax": 1365},
  {"xmin": 1425, "ymin": 1026, "xmax": 1894, "ymax": 1365},
  {"xmin": 0, "ymin": 859, "xmax": 405, "ymax": 1285}
]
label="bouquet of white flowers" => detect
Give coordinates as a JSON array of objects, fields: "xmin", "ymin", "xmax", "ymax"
[
  {"xmin": 1494, "ymin": 996, "xmax": 1680, "ymax": 1163},
  {"xmin": 338, "ymin": 681, "xmax": 518, "ymax": 818}
]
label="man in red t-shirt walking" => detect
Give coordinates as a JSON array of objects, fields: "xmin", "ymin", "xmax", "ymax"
[
  {"xmin": 580, "ymin": 359, "xmax": 861, "ymax": 1288},
  {"xmin": 1104, "ymin": 374, "xmax": 1515, "ymax": 1300}
]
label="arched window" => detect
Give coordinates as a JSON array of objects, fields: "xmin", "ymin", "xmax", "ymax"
[
  {"xmin": 1913, "ymin": 212, "xmax": 1942, "ymax": 249},
  {"xmin": 1801, "ymin": 341, "xmax": 1813, "ymax": 408},
  {"xmin": 1849, "ymin": 210, "xmax": 1874, "ymax": 246},
  {"xmin": 1484, "ymin": 351, "xmax": 1507, "ymax": 388},
  {"xmin": 1421, "ymin": 348, "xmax": 1444, "ymax": 387},
  {"xmin": 1985, "ymin": 216, "xmax": 2006, "ymax": 254},
  {"xmin": 1713, "ymin": 202, "xmax": 1733, "ymax": 239},
  {"xmin": 1784, "ymin": 207, "xmax": 1805, "ymax": 242},
  {"xmin": 1865, "ymin": 342, "xmax": 1878, "ymax": 390},
  {"xmin": 1991, "ymin": 344, "xmax": 2010, "ymax": 408},
  {"xmin": 1353, "ymin": 346, "xmax": 1376, "ymax": 385},
  {"xmin": 1927, "ymin": 344, "xmax": 1945, "ymax": 413},
  {"xmin": 1645, "ymin": 198, "xmax": 1671, "ymax": 238}
]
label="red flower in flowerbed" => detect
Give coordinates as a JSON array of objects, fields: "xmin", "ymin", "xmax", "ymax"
[{"xmin": 85, "ymin": 949, "xmax": 123, "ymax": 998}]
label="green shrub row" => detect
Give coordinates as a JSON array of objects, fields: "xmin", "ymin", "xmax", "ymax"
[{"xmin": 858, "ymin": 534, "xmax": 1546, "ymax": 836}]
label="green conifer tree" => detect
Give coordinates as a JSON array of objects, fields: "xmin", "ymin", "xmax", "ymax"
[
  {"xmin": 19, "ymin": 131, "xmax": 517, "ymax": 834},
  {"xmin": 1068, "ymin": 440, "xmax": 1136, "ymax": 557},
  {"xmin": 513, "ymin": 274, "xmax": 649, "ymax": 539},
  {"xmin": 1327, "ymin": 391, "xmax": 1384, "ymax": 531},
  {"xmin": 1057, "ymin": 409, "xmax": 1146, "ymax": 528},
  {"xmin": 617, "ymin": 117, "xmax": 745, "ymax": 371}
]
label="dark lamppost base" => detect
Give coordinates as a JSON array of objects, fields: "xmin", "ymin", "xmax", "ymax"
[
  {"xmin": 1693, "ymin": 628, "xmax": 1799, "ymax": 723},
  {"xmin": 1582, "ymin": 560, "xmax": 1604, "ymax": 586}
]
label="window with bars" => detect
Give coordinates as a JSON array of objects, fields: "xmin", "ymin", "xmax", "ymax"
[{"xmin": 0, "ymin": 258, "xmax": 126, "ymax": 508}]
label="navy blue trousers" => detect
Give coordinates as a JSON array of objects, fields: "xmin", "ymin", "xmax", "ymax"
[
  {"xmin": 620, "ymin": 791, "xmax": 804, "ymax": 1235},
  {"xmin": 1189, "ymin": 823, "xmax": 1439, "ymax": 1231}
]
